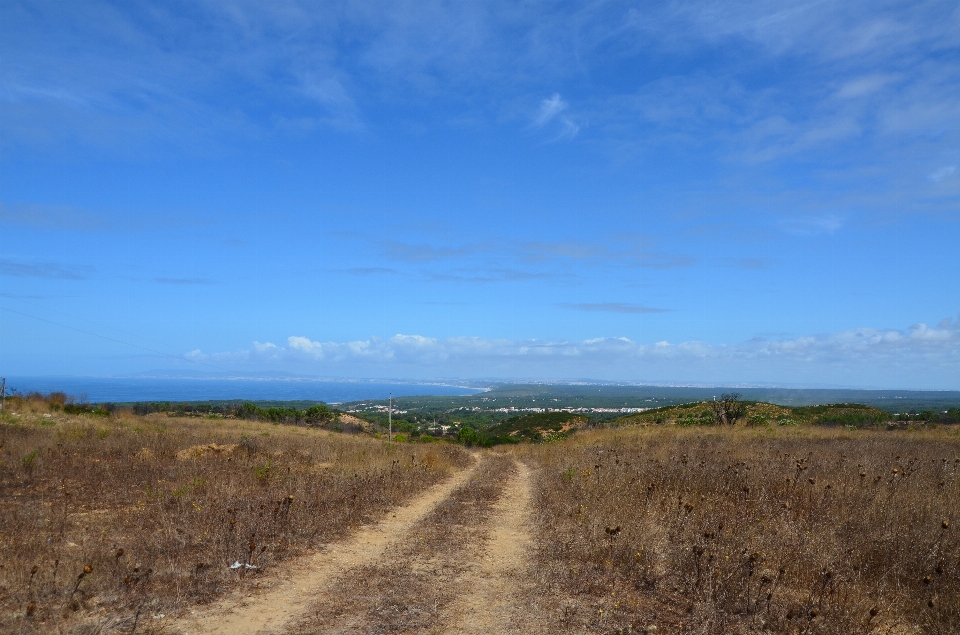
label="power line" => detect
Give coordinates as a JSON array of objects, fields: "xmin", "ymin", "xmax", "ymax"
[
  {"xmin": 0, "ymin": 305, "xmax": 225, "ymax": 371},
  {"xmin": 0, "ymin": 295, "xmax": 175, "ymax": 350}
]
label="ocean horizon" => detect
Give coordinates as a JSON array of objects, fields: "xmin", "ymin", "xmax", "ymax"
[{"xmin": 3, "ymin": 376, "xmax": 486, "ymax": 404}]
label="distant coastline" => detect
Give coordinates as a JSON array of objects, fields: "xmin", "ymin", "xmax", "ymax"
[{"xmin": 3, "ymin": 376, "xmax": 485, "ymax": 404}]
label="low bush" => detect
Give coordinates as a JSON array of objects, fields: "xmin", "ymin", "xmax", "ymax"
[{"xmin": 235, "ymin": 402, "xmax": 335, "ymax": 426}]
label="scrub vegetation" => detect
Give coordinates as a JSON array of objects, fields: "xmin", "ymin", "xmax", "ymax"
[
  {"xmin": 458, "ymin": 411, "xmax": 589, "ymax": 447},
  {"xmin": 129, "ymin": 400, "xmax": 337, "ymax": 425},
  {"xmin": 615, "ymin": 400, "xmax": 897, "ymax": 429}
]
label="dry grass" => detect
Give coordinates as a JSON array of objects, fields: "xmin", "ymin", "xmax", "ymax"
[
  {"xmin": 514, "ymin": 425, "xmax": 960, "ymax": 634},
  {"xmin": 6, "ymin": 390, "xmax": 958, "ymax": 635},
  {"xmin": 0, "ymin": 395, "xmax": 469, "ymax": 634}
]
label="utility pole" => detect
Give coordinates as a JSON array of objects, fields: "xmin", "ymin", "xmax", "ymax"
[
  {"xmin": 388, "ymin": 393, "xmax": 392, "ymax": 442},
  {"xmin": 0, "ymin": 377, "xmax": 5, "ymax": 413}
]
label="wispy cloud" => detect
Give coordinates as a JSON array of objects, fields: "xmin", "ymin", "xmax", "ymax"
[
  {"xmin": 632, "ymin": 252, "xmax": 698, "ymax": 269},
  {"xmin": 382, "ymin": 241, "xmax": 485, "ymax": 262},
  {"xmin": 647, "ymin": 1, "xmax": 956, "ymax": 64},
  {"xmin": 337, "ymin": 262, "xmax": 563, "ymax": 283},
  {"xmin": 522, "ymin": 240, "xmax": 606, "ymax": 261},
  {"xmin": 339, "ymin": 236, "xmax": 697, "ymax": 282},
  {"xmin": 723, "ymin": 257, "xmax": 777, "ymax": 270},
  {"xmin": 780, "ymin": 215, "xmax": 844, "ymax": 236},
  {"xmin": 335, "ymin": 267, "xmax": 399, "ymax": 276},
  {"xmin": 560, "ymin": 302, "xmax": 670, "ymax": 314},
  {"xmin": 520, "ymin": 238, "xmax": 696, "ymax": 270},
  {"xmin": 286, "ymin": 73, "xmax": 364, "ymax": 132},
  {"xmin": 372, "ymin": 235, "xmax": 700, "ymax": 279},
  {"xmin": 0, "ymin": 202, "xmax": 210, "ymax": 233},
  {"xmin": 0, "ymin": 203, "xmax": 109, "ymax": 231},
  {"xmin": 428, "ymin": 268, "xmax": 570, "ymax": 284},
  {"xmin": 534, "ymin": 93, "xmax": 568, "ymax": 126},
  {"xmin": 532, "ymin": 93, "xmax": 579, "ymax": 140},
  {"xmin": 0, "ymin": 259, "xmax": 90, "ymax": 280},
  {"xmin": 836, "ymin": 73, "xmax": 900, "ymax": 99},
  {"xmin": 929, "ymin": 165, "xmax": 956, "ymax": 182},
  {"xmin": 154, "ymin": 277, "xmax": 214, "ymax": 285}
]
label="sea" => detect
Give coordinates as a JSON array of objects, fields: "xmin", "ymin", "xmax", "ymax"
[{"xmin": 3, "ymin": 376, "xmax": 485, "ymax": 405}]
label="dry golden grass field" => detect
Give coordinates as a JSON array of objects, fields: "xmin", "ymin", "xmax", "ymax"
[
  {"xmin": 515, "ymin": 425, "xmax": 960, "ymax": 635},
  {"xmin": 0, "ymin": 394, "xmax": 469, "ymax": 634},
  {"xmin": 2, "ymin": 393, "xmax": 958, "ymax": 635}
]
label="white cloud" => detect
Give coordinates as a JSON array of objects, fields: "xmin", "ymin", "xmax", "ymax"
[
  {"xmin": 532, "ymin": 93, "xmax": 579, "ymax": 140},
  {"xmin": 560, "ymin": 302, "xmax": 670, "ymax": 314},
  {"xmin": 836, "ymin": 74, "xmax": 899, "ymax": 99},
  {"xmin": 653, "ymin": 1, "xmax": 960, "ymax": 64},
  {"xmin": 0, "ymin": 258, "xmax": 91, "ymax": 280},
  {"xmin": 291, "ymin": 73, "xmax": 364, "ymax": 132},
  {"xmin": 534, "ymin": 93, "xmax": 567, "ymax": 126},
  {"xmin": 185, "ymin": 314, "xmax": 960, "ymax": 388}
]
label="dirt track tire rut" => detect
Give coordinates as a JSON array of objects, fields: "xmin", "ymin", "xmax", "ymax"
[
  {"xmin": 288, "ymin": 453, "xmax": 536, "ymax": 634},
  {"xmin": 166, "ymin": 457, "xmax": 483, "ymax": 635},
  {"xmin": 443, "ymin": 459, "xmax": 536, "ymax": 635},
  {"xmin": 168, "ymin": 454, "xmax": 537, "ymax": 635}
]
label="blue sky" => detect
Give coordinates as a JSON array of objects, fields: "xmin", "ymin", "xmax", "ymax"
[{"xmin": 2, "ymin": 0, "xmax": 959, "ymax": 388}]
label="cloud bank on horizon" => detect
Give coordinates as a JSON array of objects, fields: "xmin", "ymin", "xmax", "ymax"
[
  {"xmin": 177, "ymin": 313, "xmax": 960, "ymax": 389},
  {"xmin": 1, "ymin": 1, "xmax": 959, "ymax": 388}
]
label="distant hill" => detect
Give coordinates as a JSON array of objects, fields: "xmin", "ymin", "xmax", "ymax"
[
  {"xmin": 614, "ymin": 401, "xmax": 896, "ymax": 428},
  {"xmin": 485, "ymin": 411, "xmax": 589, "ymax": 441}
]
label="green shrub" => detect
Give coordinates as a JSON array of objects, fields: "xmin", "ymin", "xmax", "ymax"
[
  {"xmin": 236, "ymin": 402, "xmax": 335, "ymax": 426},
  {"xmin": 457, "ymin": 426, "xmax": 482, "ymax": 447},
  {"xmin": 63, "ymin": 403, "xmax": 110, "ymax": 417},
  {"xmin": 253, "ymin": 460, "xmax": 272, "ymax": 482},
  {"xmin": 21, "ymin": 449, "xmax": 39, "ymax": 469},
  {"xmin": 748, "ymin": 414, "xmax": 769, "ymax": 427}
]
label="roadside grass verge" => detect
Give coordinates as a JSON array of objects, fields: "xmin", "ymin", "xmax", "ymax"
[
  {"xmin": 514, "ymin": 425, "xmax": 960, "ymax": 634},
  {"xmin": 0, "ymin": 401, "xmax": 469, "ymax": 634}
]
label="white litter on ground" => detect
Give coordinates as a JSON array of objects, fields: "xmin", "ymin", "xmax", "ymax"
[{"xmin": 229, "ymin": 561, "xmax": 258, "ymax": 570}]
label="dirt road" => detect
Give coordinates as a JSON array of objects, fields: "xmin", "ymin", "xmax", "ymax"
[
  {"xmin": 443, "ymin": 460, "xmax": 535, "ymax": 635},
  {"xmin": 167, "ymin": 453, "xmax": 537, "ymax": 635}
]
